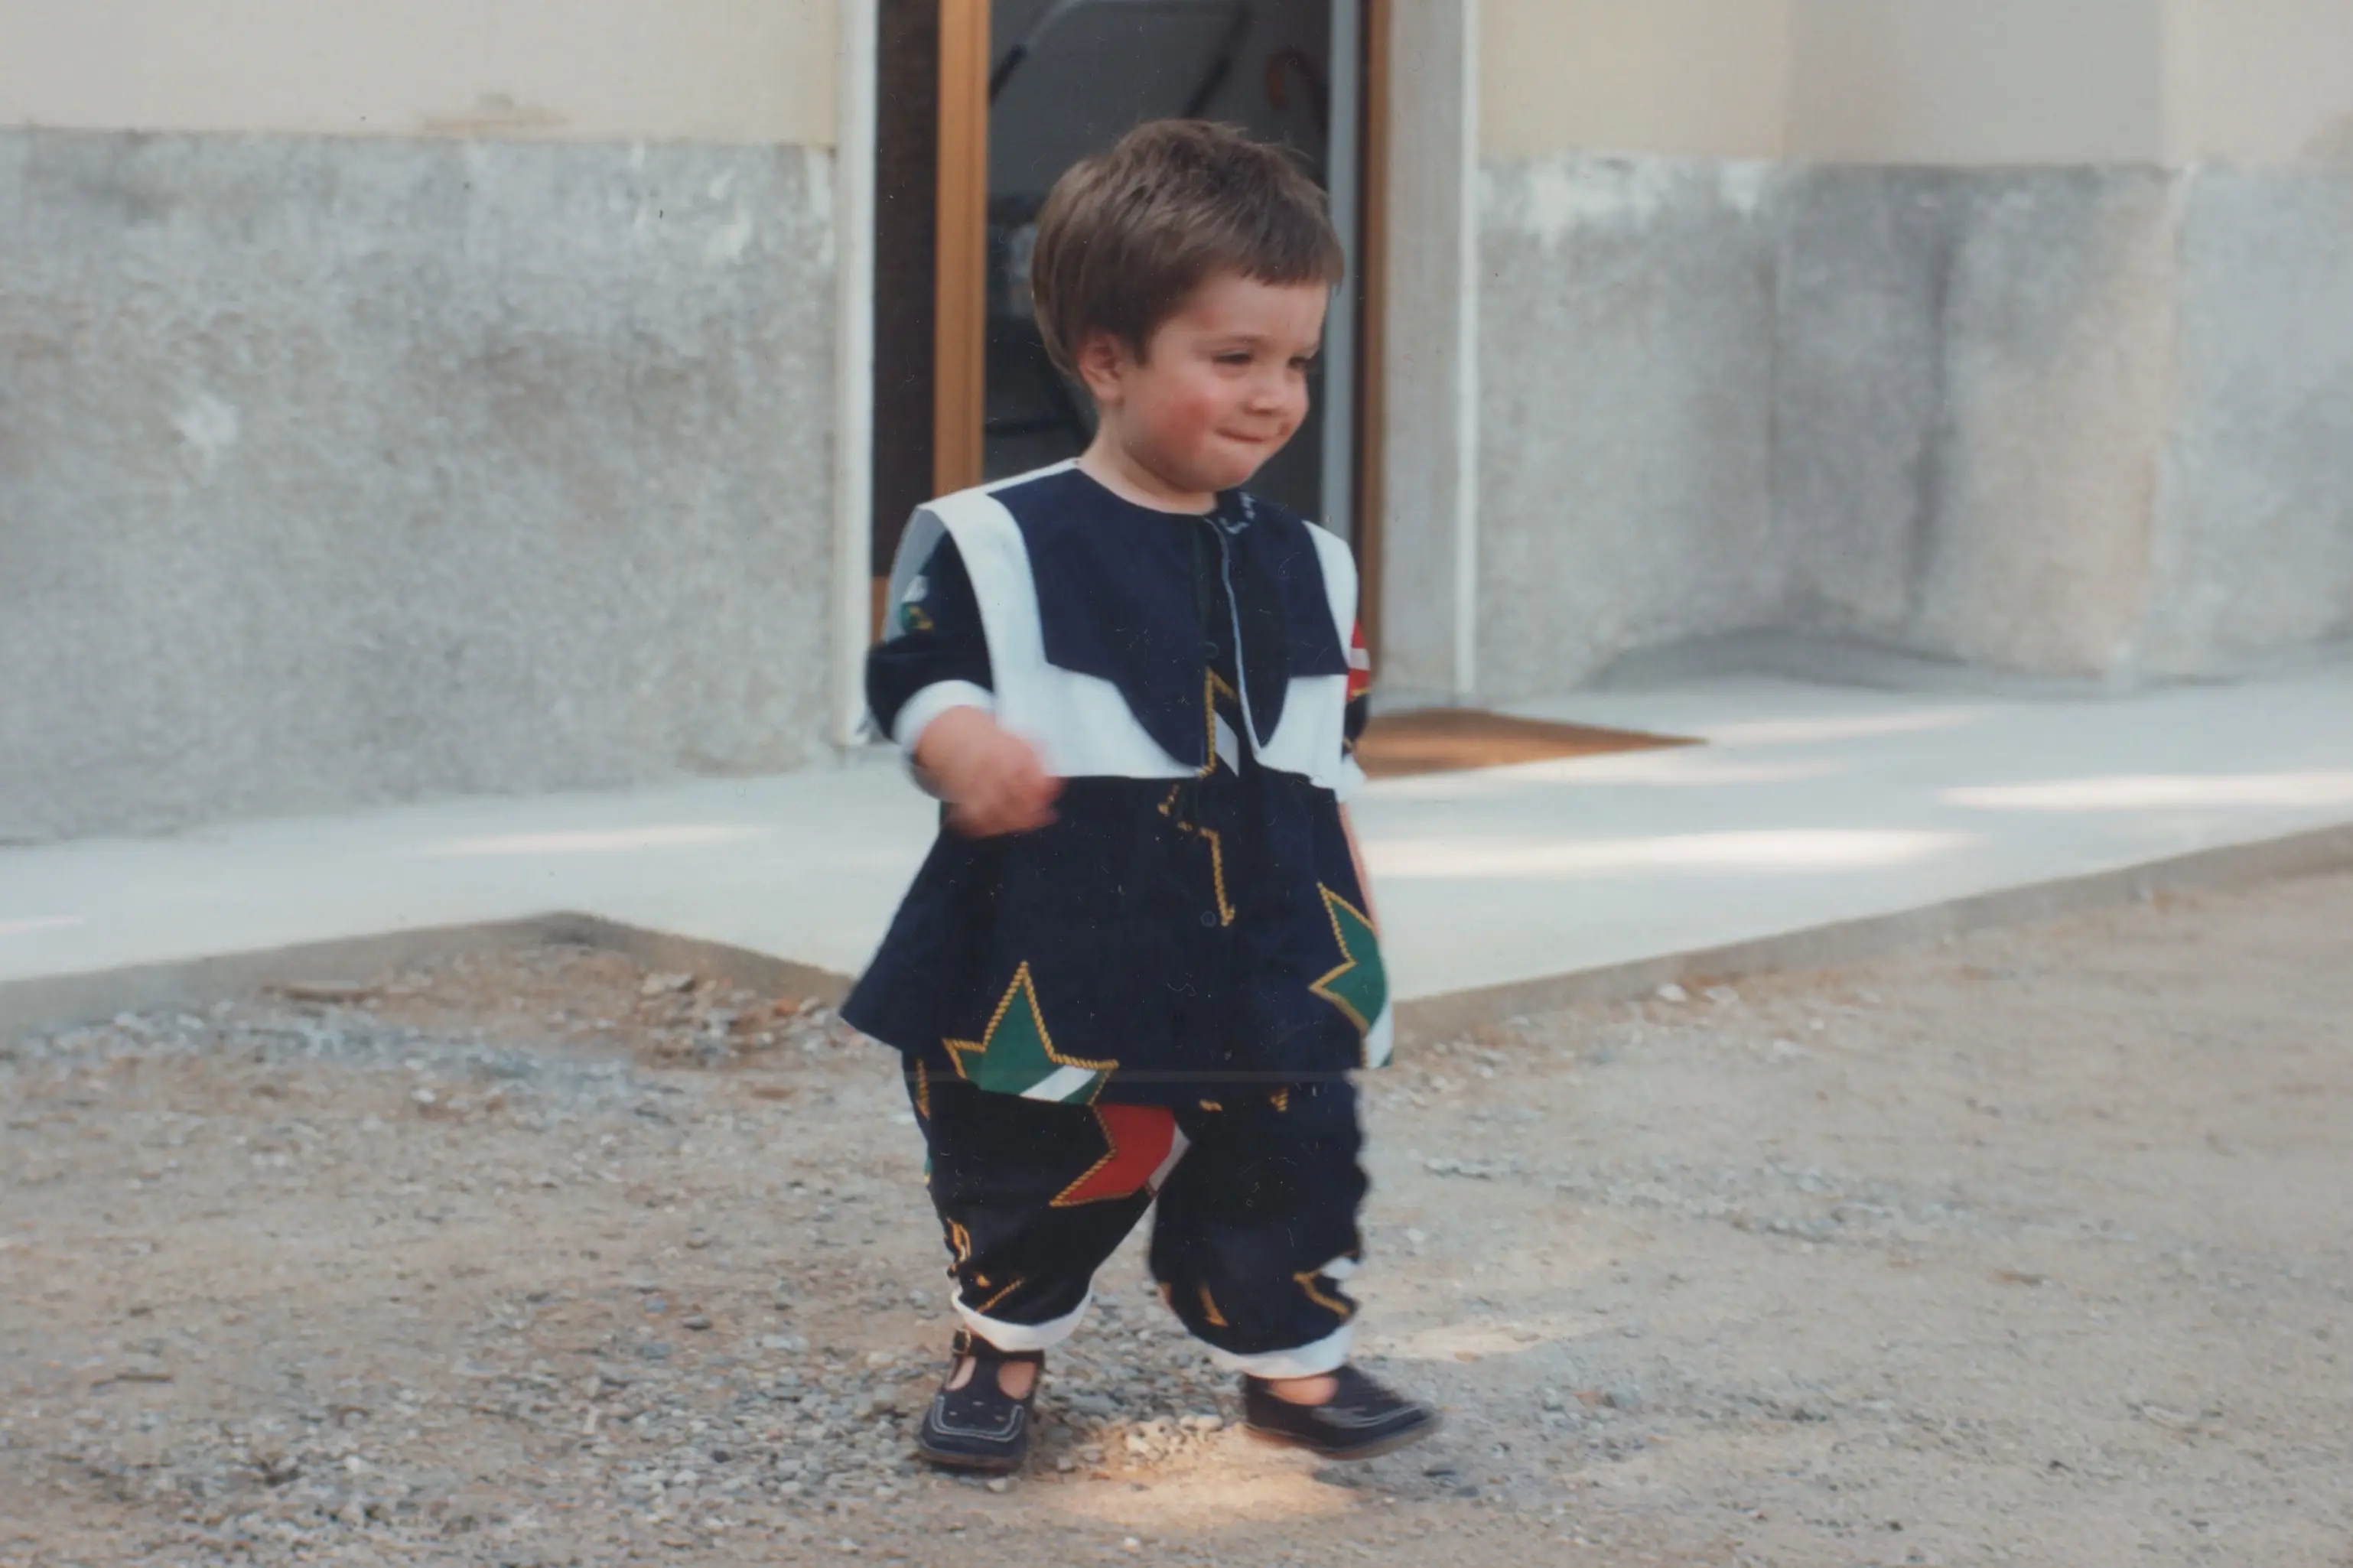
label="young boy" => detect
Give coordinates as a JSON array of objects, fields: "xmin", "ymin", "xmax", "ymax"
[{"xmin": 843, "ymin": 119, "xmax": 1434, "ymax": 1473}]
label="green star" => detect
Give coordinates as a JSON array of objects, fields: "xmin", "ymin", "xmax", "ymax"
[
  {"xmin": 1310, "ymin": 886, "xmax": 1388, "ymax": 1036},
  {"xmin": 944, "ymin": 964, "xmax": 1115, "ymax": 1102}
]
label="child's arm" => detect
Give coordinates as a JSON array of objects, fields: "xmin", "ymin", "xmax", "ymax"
[
  {"xmin": 915, "ymin": 708, "xmax": 1059, "ymax": 837},
  {"xmin": 867, "ymin": 535, "xmax": 1060, "ymax": 838}
]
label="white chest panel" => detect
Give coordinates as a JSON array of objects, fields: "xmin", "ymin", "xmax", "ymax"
[{"xmin": 887, "ymin": 468, "xmax": 1365, "ymax": 797}]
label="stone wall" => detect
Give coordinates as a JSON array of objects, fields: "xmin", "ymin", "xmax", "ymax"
[
  {"xmin": 1476, "ymin": 159, "xmax": 1783, "ymax": 694},
  {"xmin": 0, "ymin": 130, "xmax": 838, "ymax": 841},
  {"xmin": 2140, "ymin": 168, "xmax": 2353, "ymax": 672},
  {"xmin": 1771, "ymin": 166, "xmax": 2182, "ymax": 675},
  {"xmin": 1475, "ymin": 151, "xmax": 2353, "ymax": 697}
]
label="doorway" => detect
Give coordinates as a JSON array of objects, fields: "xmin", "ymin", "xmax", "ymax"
[{"xmin": 870, "ymin": 0, "xmax": 1380, "ymax": 613}]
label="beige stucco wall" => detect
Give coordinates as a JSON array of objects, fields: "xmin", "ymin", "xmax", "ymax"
[
  {"xmin": 0, "ymin": 0, "xmax": 836, "ymax": 144},
  {"xmin": 1486, "ymin": 0, "xmax": 2256, "ymax": 168},
  {"xmin": 1786, "ymin": 0, "xmax": 2166, "ymax": 165},
  {"xmin": 2166, "ymin": 0, "xmax": 2353, "ymax": 164},
  {"xmin": 1481, "ymin": 0, "xmax": 1791, "ymax": 160}
]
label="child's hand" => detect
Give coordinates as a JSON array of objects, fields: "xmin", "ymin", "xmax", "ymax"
[{"xmin": 913, "ymin": 708, "xmax": 1062, "ymax": 837}]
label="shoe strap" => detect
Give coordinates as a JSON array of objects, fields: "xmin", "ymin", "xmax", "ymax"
[{"xmin": 952, "ymin": 1328, "xmax": 1046, "ymax": 1366}]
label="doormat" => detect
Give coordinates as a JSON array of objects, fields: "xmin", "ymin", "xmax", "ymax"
[{"xmin": 1355, "ymin": 708, "xmax": 1698, "ymax": 781}]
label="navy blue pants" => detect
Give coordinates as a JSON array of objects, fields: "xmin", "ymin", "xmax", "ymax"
[{"xmin": 908, "ymin": 1068, "xmax": 1369, "ymax": 1378}]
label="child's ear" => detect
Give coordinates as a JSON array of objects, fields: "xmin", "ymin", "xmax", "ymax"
[{"xmin": 1072, "ymin": 330, "xmax": 1127, "ymax": 407}]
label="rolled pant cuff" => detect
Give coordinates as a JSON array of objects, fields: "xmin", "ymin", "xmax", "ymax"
[
  {"xmin": 955, "ymin": 1290, "xmax": 1093, "ymax": 1353},
  {"xmin": 1201, "ymin": 1321, "xmax": 1353, "ymax": 1380}
]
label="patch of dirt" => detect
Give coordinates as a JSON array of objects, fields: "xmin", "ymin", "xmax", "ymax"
[{"xmin": 5, "ymin": 875, "xmax": 2351, "ymax": 1566}]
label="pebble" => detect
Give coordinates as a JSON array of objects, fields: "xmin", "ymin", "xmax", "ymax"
[{"xmin": 2137, "ymin": 1404, "xmax": 2203, "ymax": 1433}]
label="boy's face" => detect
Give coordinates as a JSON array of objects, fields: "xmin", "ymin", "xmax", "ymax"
[{"xmin": 1079, "ymin": 272, "xmax": 1329, "ymax": 500}]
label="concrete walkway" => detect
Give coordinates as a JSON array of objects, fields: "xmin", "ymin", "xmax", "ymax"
[{"xmin": 6, "ymin": 661, "xmax": 2353, "ymax": 1030}]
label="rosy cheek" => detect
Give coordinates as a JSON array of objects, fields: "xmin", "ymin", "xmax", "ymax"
[{"xmin": 1174, "ymin": 385, "xmax": 1233, "ymax": 441}]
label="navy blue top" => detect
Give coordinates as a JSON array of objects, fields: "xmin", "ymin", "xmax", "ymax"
[{"xmin": 843, "ymin": 468, "xmax": 1384, "ymax": 1107}]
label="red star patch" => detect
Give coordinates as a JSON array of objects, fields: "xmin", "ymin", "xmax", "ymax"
[{"xmin": 1051, "ymin": 1105, "xmax": 1180, "ymax": 1207}]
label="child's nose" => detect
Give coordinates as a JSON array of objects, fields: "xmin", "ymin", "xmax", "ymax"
[{"xmin": 1248, "ymin": 370, "xmax": 1303, "ymax": 418}]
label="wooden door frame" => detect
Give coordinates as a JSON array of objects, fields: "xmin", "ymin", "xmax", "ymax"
[
  {"xmin": 861, "ymin": 0, "xmax": 988, "ymax": 644},
  {"xmin": 932, "ymin": 0, "xmax": 991, "ymax": 500}
]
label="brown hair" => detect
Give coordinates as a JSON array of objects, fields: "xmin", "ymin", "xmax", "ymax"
[{"xmin": 1028, "ymin": 119, "xmax": 1345, "ymax": 378}]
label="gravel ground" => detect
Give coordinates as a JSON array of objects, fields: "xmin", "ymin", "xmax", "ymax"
[{"xmin": 5, "ymin": 873, "xmax": 2351, "ymax": 1567}]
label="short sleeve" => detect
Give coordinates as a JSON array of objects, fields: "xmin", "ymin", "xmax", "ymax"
[
  {"xmin": 1343, "ymin": 618, "xmax": 1372, "ymax": 747},
  {"xmin": 866, "ymin": 536, "xmax": 995, "ymax": 750}
]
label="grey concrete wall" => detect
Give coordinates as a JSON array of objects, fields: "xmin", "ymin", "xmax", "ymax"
[
  {"xmin": 0, "ymin": 129, "xmax": 837, "ymax": 842},
  {"xmin": 1772, "ymin": 166, "xmax": 2181, "ymax": 675},
  {"xmin": 2140, "ymin": 168, "xmax": 2353, "ymax": 672},
  {"xmin": 1476, "ymin": 158, "xmax": 1785, "ymax": 698},
  {"xmin": 1474, "ymin": 151, "xmax": 2353, "ymax": 696}
]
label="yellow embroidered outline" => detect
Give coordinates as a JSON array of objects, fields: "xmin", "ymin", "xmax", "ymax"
[
  {"xmin": 942, "ymin": 963, "xmax": 1116, "ymax": 1095},
  {"xmin": 1157, "ymin": 786, "xmax": 1235, "ymax": 929},
  {"xmin": 1192, "ymin": 825, "xmax": 1235, "ymax": 925},
  {"xmin": 1199, "ymin": 1283, "xmax": 1230, "ymax": 1328},
  {"xmin": 1308, "ymin": 884, "xmax": 1382, "ymax": 1033},
  {"xmin": 974, "ymin": 1276, "xmax": 1025, "ymax": 1316},
  {"xmin": 1294, "ymin": 1270, "xmax": 1354, "ymax": 1320},
  {"xmin": 1268, "ymin": 1088, "xmax": 1290, "ymax": 1113},
  {"xmin": 912, "ymin": 1059, "xmax": 931, "ymax": 1121}
]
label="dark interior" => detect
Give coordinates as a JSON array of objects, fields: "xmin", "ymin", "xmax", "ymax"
[{"xmin": 870, "ymin": 1, "xmax": 945, "ymax": 579}]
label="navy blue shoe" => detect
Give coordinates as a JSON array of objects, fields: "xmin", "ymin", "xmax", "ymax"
[
  {"xmin": 916, "ymin": 1330, "xmax": 1043, "ymax": 1473},
  {"xmin": 1242, "ymin": 1365, "xmax": 1439, "ymax": 1460}
]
